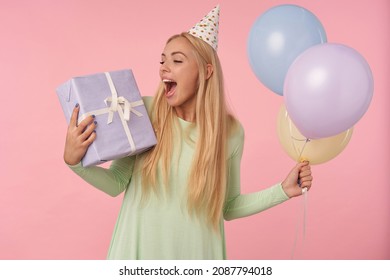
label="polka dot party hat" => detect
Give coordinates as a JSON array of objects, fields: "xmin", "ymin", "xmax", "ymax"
[{"xmin": 188, "ymin": 5, "xmax": 220, "ymax": 51}]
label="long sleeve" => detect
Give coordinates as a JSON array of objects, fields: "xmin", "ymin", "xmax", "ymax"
[
  {"xmin": 223, "ymin": 124, "xmax": 290, "ymax": 221},
  {"xmin": 68, "ymin": 156, "xmax": 135, "ymax": 197}
]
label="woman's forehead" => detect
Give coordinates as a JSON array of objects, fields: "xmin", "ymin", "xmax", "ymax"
[{"xmin": 162, "ymin": 37, "xmax": 194, "ymax": 56}]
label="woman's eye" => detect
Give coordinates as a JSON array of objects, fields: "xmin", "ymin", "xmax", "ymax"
[{"xmin": 160, "ymin": 60, "xmax": 182, "ymax": 65}]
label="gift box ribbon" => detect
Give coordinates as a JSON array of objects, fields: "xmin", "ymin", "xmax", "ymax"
[{"xmin": 79, "ymin": 72, "xmax": 144, "ymax": 153}]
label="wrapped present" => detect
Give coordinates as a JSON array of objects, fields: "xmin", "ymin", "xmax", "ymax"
[{"xmin": 56, "ymin": 69, "xmax": 157, "ymax": 167}]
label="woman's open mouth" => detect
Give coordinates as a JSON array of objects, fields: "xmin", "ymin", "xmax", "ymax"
[{"xmin": 163, "ymin": 79, "xmax": 177, "ymax": 97}]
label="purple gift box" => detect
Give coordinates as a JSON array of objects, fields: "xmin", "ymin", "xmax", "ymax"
[{"xmin": 56, "ymin": 69, "xmax": 157, "ymax": 167}]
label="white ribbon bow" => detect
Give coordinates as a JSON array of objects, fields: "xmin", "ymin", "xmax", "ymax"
[{"xmin": 104, "ymin": 72, "xmax": 143, "ymax": 124}]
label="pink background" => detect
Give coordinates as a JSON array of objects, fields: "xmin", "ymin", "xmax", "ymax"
[{"xmin": 0, "ymin": 0, "xmax": 389, "ymax": 260}]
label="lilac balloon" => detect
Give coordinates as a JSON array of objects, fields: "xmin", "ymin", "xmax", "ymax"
[{"xmin": 284, "ymin": 43, "xmax": 373, "ymax": 139}]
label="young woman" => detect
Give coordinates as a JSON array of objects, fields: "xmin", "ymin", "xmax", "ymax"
[{"xmin": 63, "ymin": 7, "xmax": 312, "ymax": 259}]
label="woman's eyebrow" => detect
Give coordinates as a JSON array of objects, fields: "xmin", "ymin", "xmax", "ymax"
[
  {"xmin": 171, "ymin": 51, "xmax": 187, "ymax": 57},
  {"xmin": 161, "ymin": 51, "xmax": 187, "ymax": 58}
]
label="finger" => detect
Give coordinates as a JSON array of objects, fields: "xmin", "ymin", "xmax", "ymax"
[
  {"xmin": 294, "ymin": 161, "xmax": 308, "ymax": 173},
  {"xmin": 83, "ymin": 130, "xmax": 97, "ymax": 147},
  {"xmin": 80, "ymin": 120, "xmax": 97, "ymax": 141},
  {"xmin": 70, "ymin": 103, "xmax": 80, "ymax": 127},
  {"xmin": 77, "ymin": 115, "xmax": 96, "ymax": 132},
  {"xmin": 299, "ymin": 169, "xmax": 312, "ymax": 178},
  {"xmin": 300, "ymin": 180, "xmax": 312, "ymax": 189},
  {"xmin": 295, "ymin": 161, "xmax": 310, "ymax": 184},
  {"xmin": 297, "ymin": 161, "xmax": 310, "ymax": 172},
  {"xmin": 299, "ymin": 161, "xmax": 310, "ymax": 171},
  {"xmin": 300, "ymin": 164, "xmax": 311, "ymax": 171},
  {"xmin": 300, "ymin": 173, "xmax": 313, "ymax": 184},
  {"xmin": 299, "ymin": 175, "xmax": 313, "ymax": 183}
]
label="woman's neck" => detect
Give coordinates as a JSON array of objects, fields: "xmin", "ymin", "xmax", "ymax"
[{"xmin": 174, "ymin": 107, "xmax": 196, "ymax": 123}]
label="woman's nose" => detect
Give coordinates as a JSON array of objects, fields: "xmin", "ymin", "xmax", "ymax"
[{"xmin": 160, "ymin": 62, "xmax": 171, "ymax": 73}]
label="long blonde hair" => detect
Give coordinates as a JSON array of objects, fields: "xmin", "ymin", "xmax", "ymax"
[{"xmin": 141, "ymin": 32, "xmax": 237, "ymax": 229}]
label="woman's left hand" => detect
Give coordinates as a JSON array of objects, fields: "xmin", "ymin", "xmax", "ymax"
[{"xmin": 281, "ymin": 161, "xmax": 313, "ymax": 198}]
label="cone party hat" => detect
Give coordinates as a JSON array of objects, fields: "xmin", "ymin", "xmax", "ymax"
[{"xmin": 188, "ymin": 5, "xmax": 220, "ymax": 51}]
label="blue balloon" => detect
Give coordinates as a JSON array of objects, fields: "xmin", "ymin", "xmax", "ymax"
[{"xmin": 247, "ymin": 4, "xmax": 327, "ymax": 96}]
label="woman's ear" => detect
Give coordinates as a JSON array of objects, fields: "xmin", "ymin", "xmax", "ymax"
[{"xmin": 206, "ymin": 64, "xmax": 214, "ymax": 80}]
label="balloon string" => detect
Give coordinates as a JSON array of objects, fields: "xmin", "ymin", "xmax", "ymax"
[
  {"xmin": 287, "ymin": 116, "xmax": 310, "ymax": 259},
  {"xmin": 291, "ymin": 187, "xmax": 308, "ymax": 259},
  {"xmin": 290, "ymin": 136, "xmax": 308, "ymax": 141},
  {"xmin": 298, "ymin": 138, "xmax": 310, "ymax": 161},
  {"xmin": 287, "ymin": 117, "xmax": 311, "ymax": 161}
]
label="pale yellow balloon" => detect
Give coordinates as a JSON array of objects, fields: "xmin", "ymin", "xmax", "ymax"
[{"xmin": 277, "ymin": 104, "xmax": 353, "ymax": 165}]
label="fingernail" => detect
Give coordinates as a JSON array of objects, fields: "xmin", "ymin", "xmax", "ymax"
[
  {"xmin": 94, "ymin": 121, "xmax": 97, "ymax": 125},
  {"xmin": 92, "ymin": 114, "xmax": 96, "ymax": 118},
  {"xmin": 75, "ymin": 103, "xmax": 79, "ymax": 108}
]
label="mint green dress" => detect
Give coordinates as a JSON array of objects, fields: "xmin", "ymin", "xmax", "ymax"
[{"xmin": 69, "ymin": 97, "xmax": 289, "ymax": 259}]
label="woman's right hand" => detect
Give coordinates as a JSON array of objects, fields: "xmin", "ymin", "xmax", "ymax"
[{"xmin": 63, "ymin": 104, "xmax": 97, "ymax": 165}]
